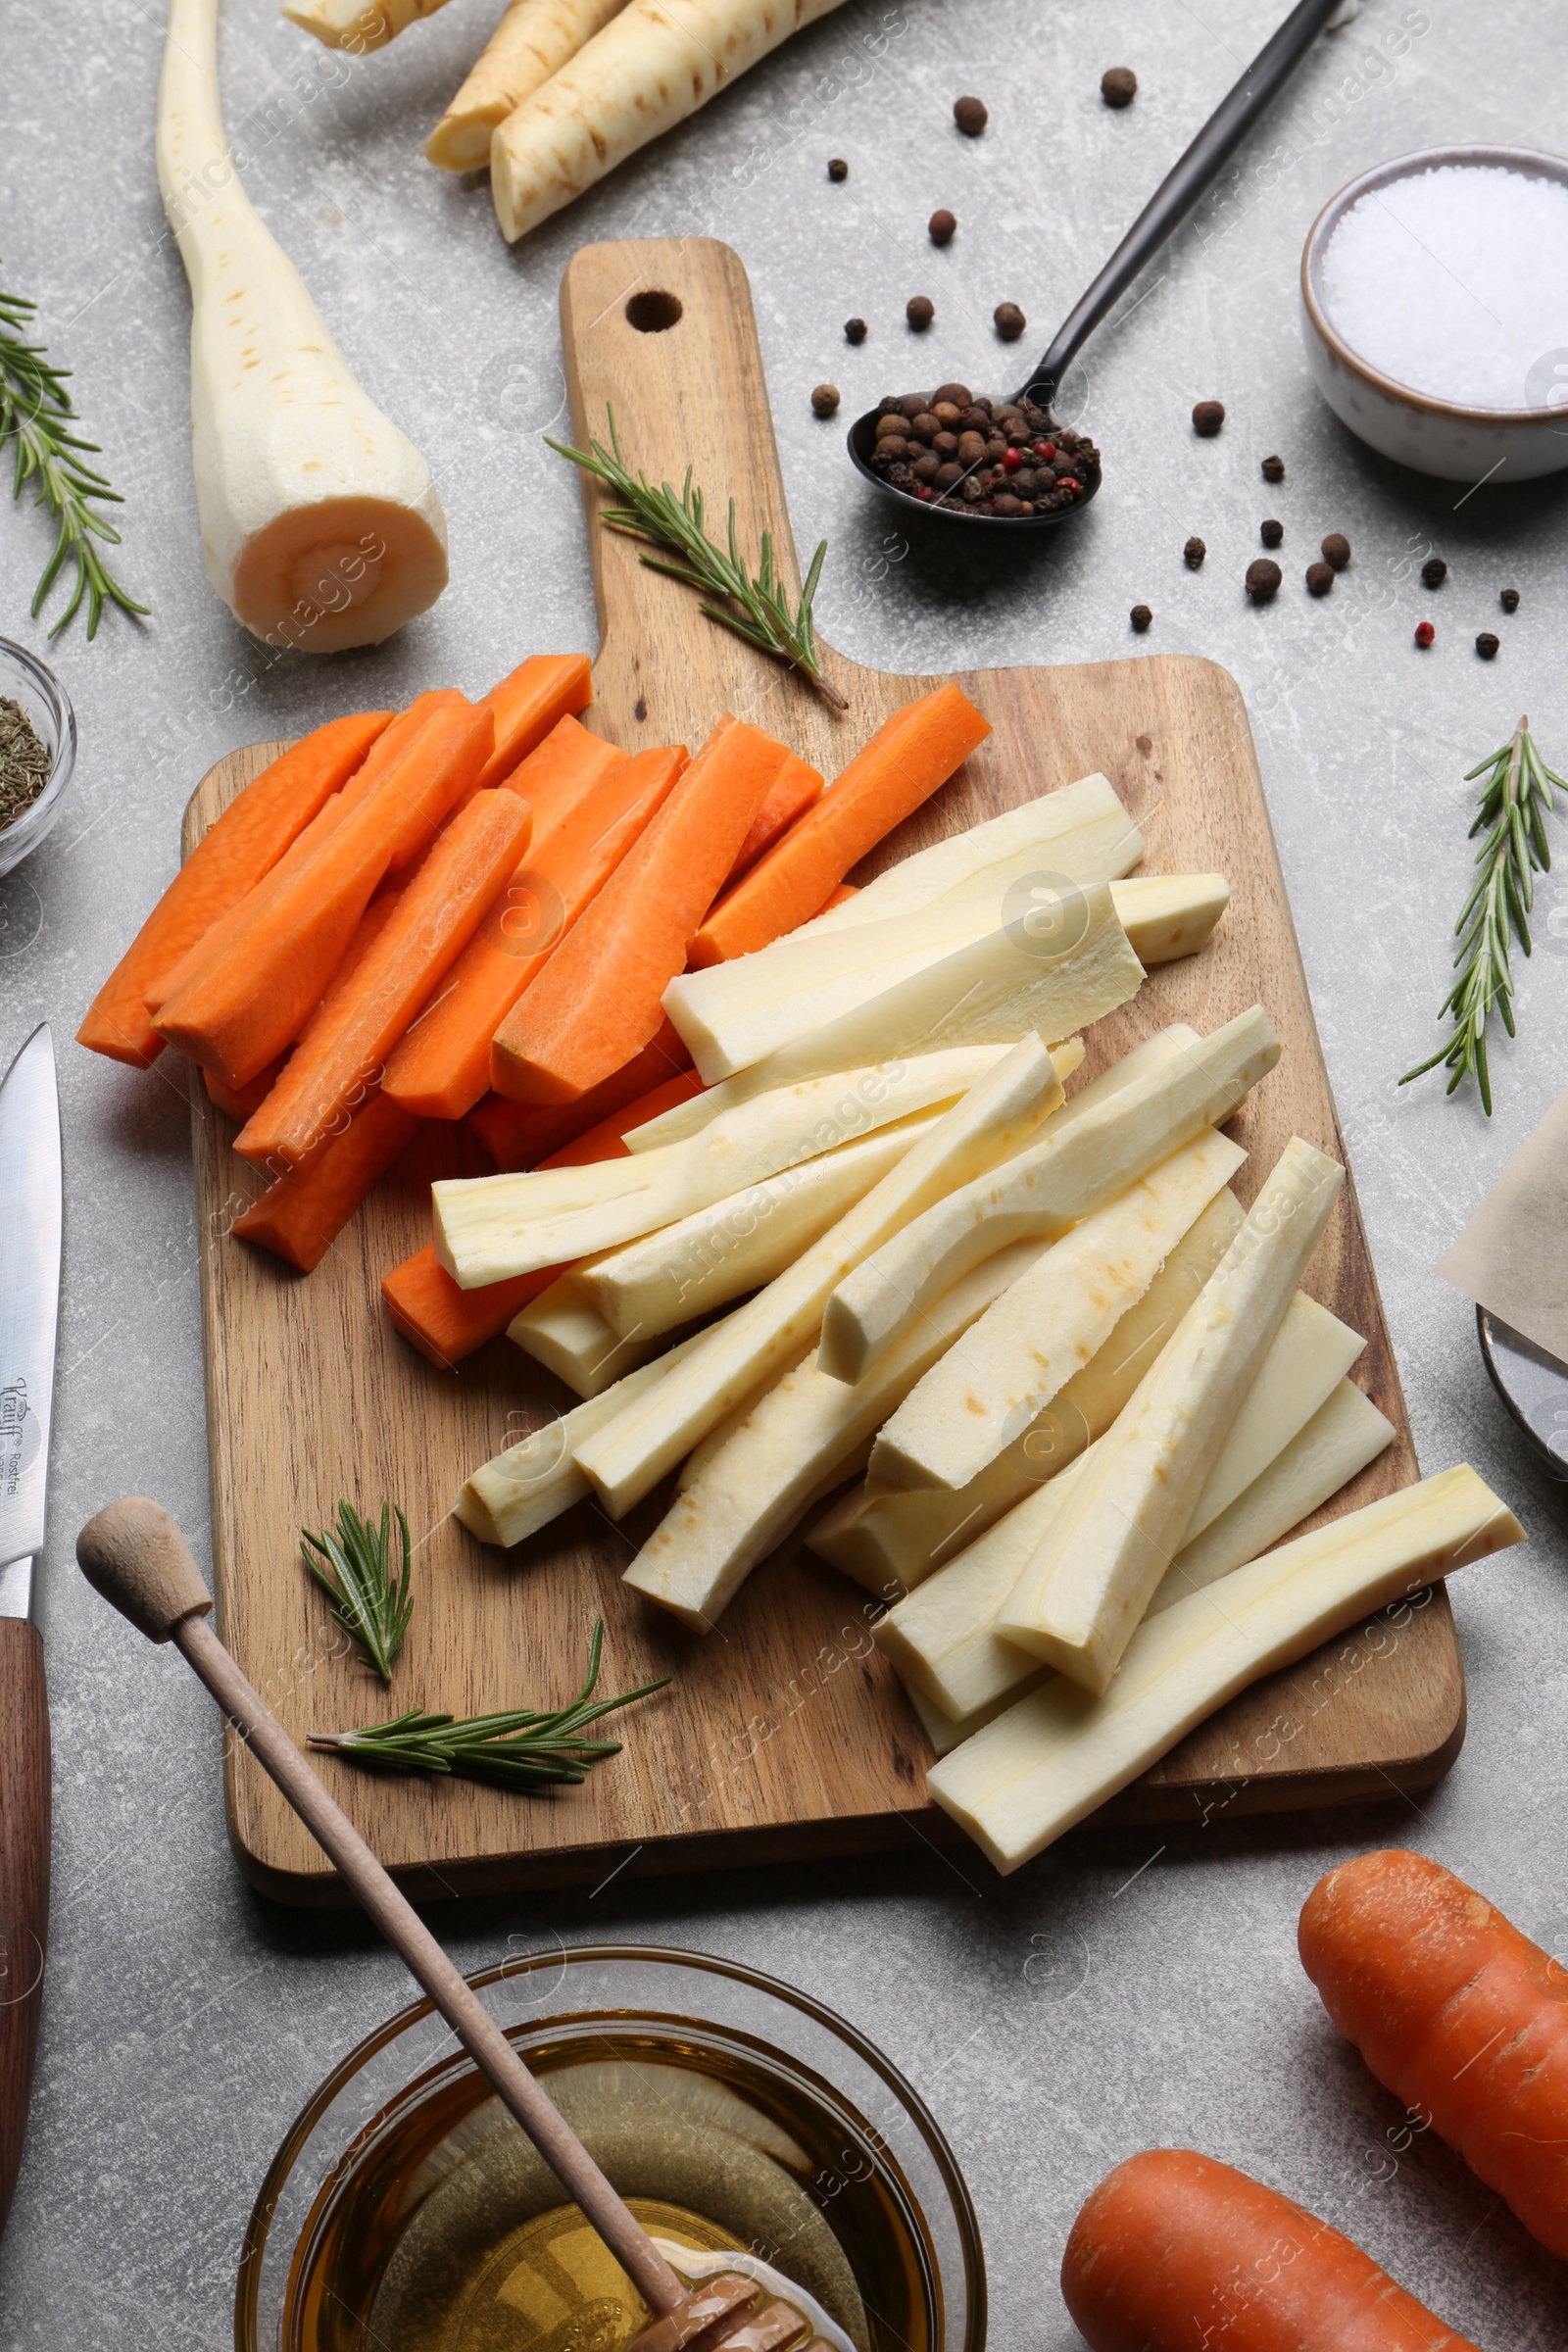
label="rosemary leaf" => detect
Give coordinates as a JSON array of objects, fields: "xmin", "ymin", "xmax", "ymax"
[
  {"xmin": 301, "ymin": 1500, "xmax": 415, "ymax": 1684},
  {"xmin": 548, "ymin": 409, "xmax": 846, "ymax": 710},
  {"xmin": 0, "ymin": 273, "xmax": 148, "ymax": 641},
  {"xmin": 1400, "ymin": 716, "xmax": 1563, "ymax": 1115},
  {"xmin": 310, "ymin": 1623, "xmax": 667, "ymax": 1790}
]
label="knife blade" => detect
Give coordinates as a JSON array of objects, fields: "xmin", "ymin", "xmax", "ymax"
[{"xmin": 0, "ymin": 1022, "xmax": 60, "ymax": 2239}]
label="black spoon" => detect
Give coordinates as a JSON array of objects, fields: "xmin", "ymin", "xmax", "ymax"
[{"xmin": 847, "ymin": 0, "xmax": 1350, "ymax": 534}]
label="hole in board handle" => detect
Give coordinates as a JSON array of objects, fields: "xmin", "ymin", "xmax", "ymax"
[{"xmin": 625, "ymin": 290, "xmax": 683, "ymax": 333}]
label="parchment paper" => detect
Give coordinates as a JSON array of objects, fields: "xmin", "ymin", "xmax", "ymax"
[{"xmin": 1436, "ymin": 1084, "xmax": 1568, "ymax": 1364}]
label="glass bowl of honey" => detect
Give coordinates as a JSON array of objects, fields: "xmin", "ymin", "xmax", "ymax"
[{"xmin": 237, "ymin": 1943, "xmax": 986, "ymax": 2352}]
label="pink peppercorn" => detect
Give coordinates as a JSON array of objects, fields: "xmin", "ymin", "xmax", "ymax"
[
  {"xmin": 1002, "ymin": 447, "xmax": 1022, "ymax": 472},
  {"xmin": 1035, "ymin": 440, "xmax": 1056, "ymax": 460},
  {"xmin": 1415, "ymin": 620, "xmax": 1435, "ymax": 648}
]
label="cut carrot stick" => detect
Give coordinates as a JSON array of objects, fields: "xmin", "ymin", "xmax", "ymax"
[
  {"xmin": 1299, "ymin": 1848, "xmax": 1568, "ymax": 2260},
  {"xmin": 140, "ymin": 692, "xmax": 465, "ymax": 1016},
  {"xmin": 724, "ymin": 748, "xmax": 823, "ymax": 886},
  {"xmin": 814, "ymin": 882, "xmax": 858, "ymax": 916},
  {"xmin": 231, "ymin": 1092, "xmax": 422, "ymax": 1274},
  {"xmin": 157, "ymin": 698, "xmax": 494, "ymax": 1088},
  {"xmin": 489, "ymin": 713, "xmax": 788, "ymax": 1104},
  {"xmin": 236, "ymin": 789, "xmax": 532, "ymax": 1174},
  {"xmin": 204, "ymin": 1055, "xmax": 290, "ymax": 1122},
  {"xmin": 491, "ymin": 712, "xmax": 628, "ymax": 836},
  {"xmin": 382, "ymin": 1066, "xmax": 702, "ymax": 1363},
  {"xmin": 687, "ymin": 683, "xmax": 991, "ymax": 966},
  {"xmin": 466, "ymin": 1021, "xmax": 696, "ymax": 1170},
  {"xmin": 77, "ymin": 710, "xmax": 395, "ymax": 1069},
  {"xmin": 383, "ymin": 743, "xmax": 688, "ymax": 1121},
  {"xmin": 1061, "ymin": 2148, "xmax": 1480, "ymax": 2352},
  {"xmin": 472, "ymin": 654, "xmax": 593, "ymax": 794}
]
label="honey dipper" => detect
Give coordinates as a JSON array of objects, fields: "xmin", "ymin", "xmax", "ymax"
[{"xmin": 77, "ymin": 1499, "xmax": 843, "ymax": 2352}]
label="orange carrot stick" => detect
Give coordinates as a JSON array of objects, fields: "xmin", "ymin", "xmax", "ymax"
[
  {"xmin": 1299, "ymin": 1848, "xmax": 1568, "ymax": 2260},
  {"xmin": 236, "ymin": 790, "xmax": 532, "ymax": 1174},
  {"xmin": 491, "ymin": 712, "xmax": 628, "ymax": 835},
  {"xmin": 688, "ymin": 683, "xmax": 991, "ymax": 966},
  {"xmin": 382, "ymin": 1066, "xmax": 701, "ymax": 1363},
  {"xmin": 204, "ymin": 1056, "xmax": 290, "ymax": 1122},
  {"xmin": 489, "ymin": 714, "xmax": 788, "ymax": 1104},
  {"xmin": 1061, "ymin": 2148, "xmax": 1480, "ymax": 2352},
  {"xmin": 231, "ymin": 1092, "xmax": 422, "ymax": 1274},
  {"xmin": 472, "ymin": 654, "xmax": 593, "ymax": 794},
  {"xmin": 156, "ymin": 698, "xmax": 494, "ymax": 1088},
  {"xmin": 724, "ymin": 748, "xmax": 823, "ymax": 886},
  {"xmin": 382, "ymin": 744, "xmax": 687, "ymax": 1121},
  {"xmin": 466, "ymin": 1021, "xmax": 696, "ymax": 1170},
  {"xmin": 813, "ymin": 882, "xmax": 858, "ymax": 916},
  {"xmin": 140, "ymin": 692, "xmax": 464, "ymax": 1015},
  {"xmin": 76, "ymin": 710, "xmax": 394, "ymax": 1068}
]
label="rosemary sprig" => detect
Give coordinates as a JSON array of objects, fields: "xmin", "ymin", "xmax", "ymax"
[
  {"xmin": 301, "ymin": 1501, "xmax": 415, "ymax": 1684},
  {"xmin": 548, "ymin": 408, "xmax": 846, "ymax": 710},
  {"xmin": 0, "ymin": 274, "xmax": 148, "ymax": 641},
  {"xmin": 310, "ymin": 1623, "xmax": 667, "ymax": 1789},
  {"xmin": 1400, "ymin": 715, "xmax": 1563, "ymax": 1115}
]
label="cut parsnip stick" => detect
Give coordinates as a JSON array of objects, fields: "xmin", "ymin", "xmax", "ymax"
[
  {"xmin": 928, "ymin": 1466, "xmax": 1523, "ymax": 1874},
  {"xmin": 820, "ymin": 1005, "xmax": 1280, "ymax": 1386},
  {"xmin": 282, "ymin": 0, "xmax": 448, "ymax": 50},
  {"xmin": 907, "ymin": 1677, "xmax": 1049, "ymax": 1759},
  {"xmin": 786, "ymin": 772, "xmax": 1144, "ymax": 946},
  {"xmin": 573, "ymin": 1039, "xmax": 1066, "ymax": 1517},
  {"xmin": 427, "ymin": 0, "xmax": 627, "ymax": 171},
  {"xmin": 998, "ymin": 1137, "xmax": 1345, "ymax": 1692},
  {"xmin": 580, "ymin": 1114, "xmax": 938, "ymax": 1342},
  {"xmin": 871, "ymin": 1128, "xmax": 1246, "ymax": 1491},
  {"xmin": 622, "ymin": 890, "xmax": 1140, "ymax": 1148},
  {"xmin": 809, "ymin": 1190, "xmax": 1246, "ymax": 1594},
  {"xmin": 508, "ymin": 1275, "xmax": 665, "ymax": 1396},
  {"xmin": 625, "ymin": 1244, "xmax": 1047, "ymax": 1631},
  {"xmin": 1110, "ymin": 873, "xmax": 1230, "ymax": 964},
  {"xmin": 492, "ymin": 0, "xmax": 850, "ymax": 241},
  {"xmin": 1184, "ymin": 1292, "xmax": 1364, "ymax": 1537},
  {"xmin": 455, "ymin": 1328, "xmax": 710, "ymax": 1547},
  {"xmin": 433, "ymin": 1051, "xmax": 997, "ymax": 1287},
  {"xmin": 877, "ymin": 1293, "xmax": 1377, "ymax": 1726}
]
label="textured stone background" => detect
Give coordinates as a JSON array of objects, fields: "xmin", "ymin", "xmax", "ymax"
[{"xmin": 3, "ymin": 1, "xmax": 1567, "ymax": 2344}]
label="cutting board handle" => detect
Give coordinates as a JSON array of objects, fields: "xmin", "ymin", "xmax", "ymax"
[{"xmin": 560, "ymin": 238, "xmax": 851, "ymax": 752}]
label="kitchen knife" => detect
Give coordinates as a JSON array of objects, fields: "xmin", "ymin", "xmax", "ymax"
[{"xmin": 0, "ymin": 1024, "xmax": 61, "ymax": 2238}]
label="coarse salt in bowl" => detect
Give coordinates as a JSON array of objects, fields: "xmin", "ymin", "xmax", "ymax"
[{"xmin": 1300, "ymin": 146, "xmax": 1568, "ymax": 481}]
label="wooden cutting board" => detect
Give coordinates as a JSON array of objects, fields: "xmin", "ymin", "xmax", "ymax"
[{"xmin": 188, "ymin": 240, "xmax": 1461, "ymax": 1905}]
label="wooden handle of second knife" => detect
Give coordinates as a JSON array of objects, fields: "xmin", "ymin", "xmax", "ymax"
[{"xmin": 0, "ymin": 1617, "xmax": 49, "ymax": 2239}]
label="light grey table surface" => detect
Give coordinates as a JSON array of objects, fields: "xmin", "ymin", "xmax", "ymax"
[{"xmin": 3, "ymin": 0, "xmax": 1567, "ymax": 2344}]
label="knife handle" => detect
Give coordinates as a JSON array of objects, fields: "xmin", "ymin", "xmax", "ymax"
[{"xmin": 0, "ymin": 1616, "xmax": 49, "ymax": 2239}]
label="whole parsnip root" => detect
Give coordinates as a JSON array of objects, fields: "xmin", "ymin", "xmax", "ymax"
[
  {"xmin": 282, "ymin": 0, "xmax": 451, "ymax": 50},
  {"xmin": 428, "ymin": 0, "xmax": 630, "ymax": 171},
  {"xmin": 491, "ymin": 0, "xmax": 851, "ymax": 242}
]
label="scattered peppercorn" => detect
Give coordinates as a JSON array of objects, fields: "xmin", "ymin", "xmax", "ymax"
[
  {"xmin": 827, "ymin": 157, "xmax": 849, "ymax": 181},
  {"xmin": 1193, "ymin": 400, "xmax": 1225, "ymax": 437},
  {"xmin": 1421, "ymin": 556, "xmax": 1446, "ymax": 588},
  {"xmin": 810, "ymin": 383, "xmax": 841, "ymax": 418},
  {"xmin": 1476, "ymin": 631, "xmax": 1500, "ymax": 661},
  {"xmin": 1415, "ymin": 620, "xmax": 1435, "ymax": 648},
  {"xmin": 954, "ymin": 95, "xmax": 988, "ymax": 136},
  {"xmin": 1259, "ymin": 518, "xmax": 1284, "ymax": 550},
  {"xmin": 906, "ymin": 295, "xmax": 935, "ymax": 331},
  {"xmin": 1320, "ymin": 532, "xmax": 1351, "ymax": 570},
  {"xmin": 1246, "ymin": 558, "xmax": 1282, "ymax": 604},
  {"xmin": 1261, "ymin": 453, "xmax": 1286, "ymax": 482},
  {"xmin": 1102, "ymin": 65, "xmax": 1138, "ymax": 107},
  {"xmin": 1306, "ymin": 561, "xmax": 1334, "ymax": 597},
  {"xmin": 928, "ymin": 209, "xmax": 957, "ymax": 247},
  {"xmin": 1131, "ymin": 604, "xmax": 1152, "ymax": 632},
  {"xmin": 845, "ymin": 318, "xmax": 867, "ymax": 345},
  {"xmin": 1184, "ymin": 535, "xmax": 1206, "ymax": 569},
  {"xmin": 864, "ymin": 386, "xmax": 1100, "ymax": 516},
  {"xmin": 994, "ymin": 302, "xmax": 1026, "ymax": 342},
  {"xmin": 1500, "ymin": 586, "xmax": 1520, "ymax": 612}
]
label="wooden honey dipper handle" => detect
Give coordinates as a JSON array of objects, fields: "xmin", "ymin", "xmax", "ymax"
[{"xmin": 76, "ymin": 1498, "xmax": 689, "ymax": 2323}]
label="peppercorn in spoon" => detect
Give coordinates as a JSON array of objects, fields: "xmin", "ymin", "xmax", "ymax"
[{"xmin": 847, "ymin": 0, "xmax": 1351, "ymax": 533}]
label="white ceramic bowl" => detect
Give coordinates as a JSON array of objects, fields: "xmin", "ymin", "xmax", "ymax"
[
  {"xmin": 1300, "ymin": 144, "xmax": 1568, "ymax": 482},
  {"xmin": 0, "ymin": 638, "xmax": 76, "ymax": 879}
]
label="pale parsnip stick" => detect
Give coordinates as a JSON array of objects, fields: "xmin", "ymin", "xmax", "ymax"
[
  {"xmin": 429, "ymin": 0, "xmax": 630, "ymax": 171},
  {"xmin": 282, "ymin": 0, "xmax": 451, "ymax": 52}
]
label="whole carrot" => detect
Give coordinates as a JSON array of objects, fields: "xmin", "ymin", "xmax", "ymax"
[
  {"xmin": 1299, "ymin": 1847, "xmax": 1568, "ymax": 2258},
  {"xmin": 1062, "ymin": 2148, "xmax": 1480, "ymax": 2352}
]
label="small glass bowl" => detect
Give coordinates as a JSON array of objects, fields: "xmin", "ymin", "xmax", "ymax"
[
  {"xmin": 0, "ymin": 637, "xmax": 76, "ymax": 880},
  {"xmin": 237, "ymin": 1944, "xmax": 986, "ymax": 2352}
]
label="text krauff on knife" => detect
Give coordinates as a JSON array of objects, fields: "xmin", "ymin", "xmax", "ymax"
[{"xmin": 0, "ymin": 1024, "xmax": 61, "ymax": 2237}]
